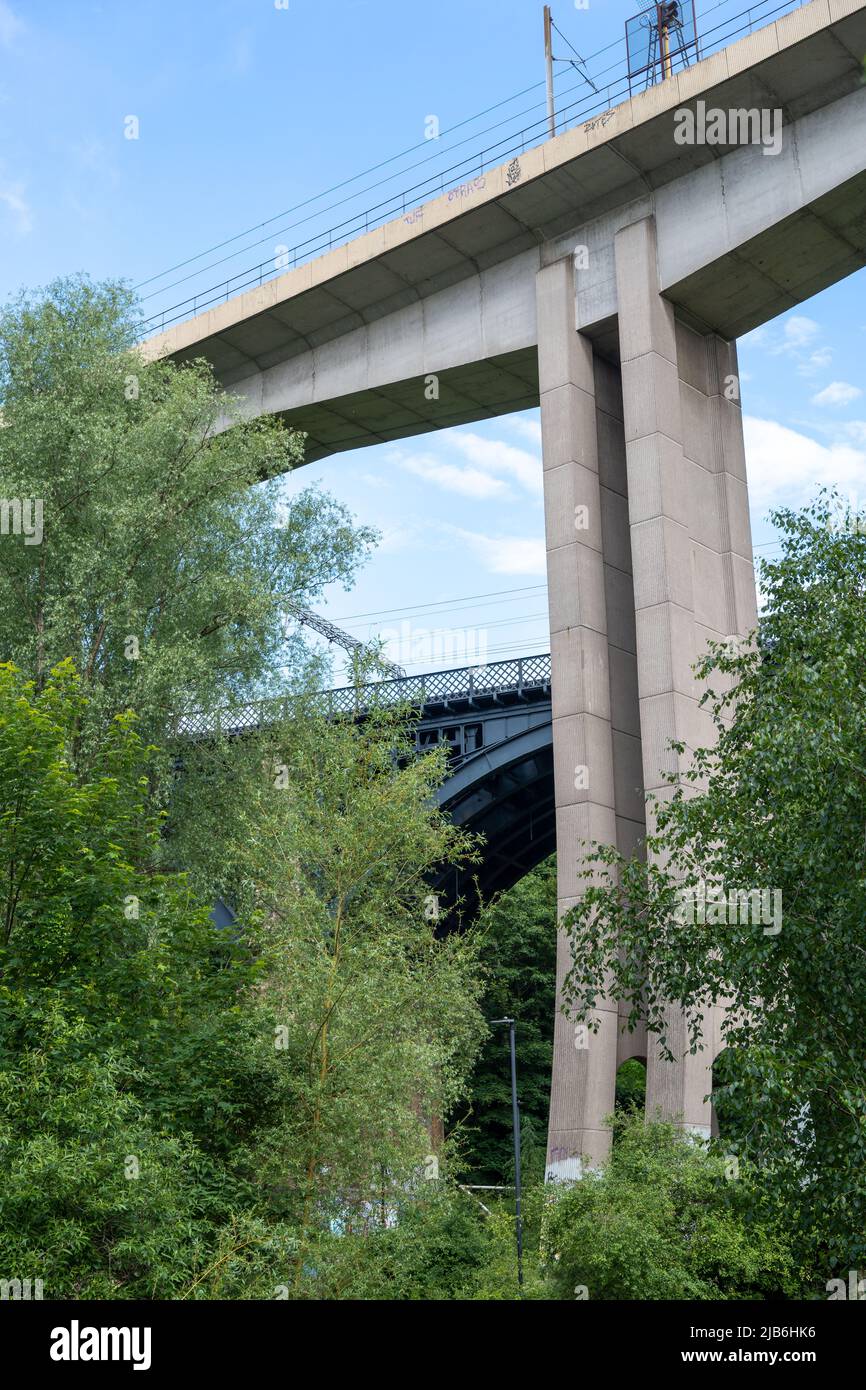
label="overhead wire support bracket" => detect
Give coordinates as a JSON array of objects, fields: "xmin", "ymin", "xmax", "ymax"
[{"xmin": 286, "ymin": 600, "xmax": 406, "ymax": 679}]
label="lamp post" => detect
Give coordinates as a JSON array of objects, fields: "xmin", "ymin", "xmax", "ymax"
[{"xmin": 491, "ymin": 1016, "xmax": 524, "ymax": 1292}]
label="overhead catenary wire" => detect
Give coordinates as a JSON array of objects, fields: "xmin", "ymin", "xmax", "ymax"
[
  {"xmin": 132, "ymin": 74, "xmax": 557, "ymax": 293},
  {"xmin": 134, "ymin": 20, "xmax": 631, "ymax": 298},
  {"xmin": 332, "ymin": 582, "xmax": 547, "ymax": 624},
  {"xmin": 285, "ymin": 599, "xmax": 406, "ymax": 677},
  {"xmin": 136, "ymin": 64, "xmax": 610, "ymax": 306},
  {"xmin": 136, "ymin": 0, "xmax": 788, "ymax": 332},
  {"xmin": 329, "ymin": 538, "xmax": 781, "ymax": 626},
  {"xmin": 135, "ymin": 44, "xmax": 635, "ymax": 318},
  {"xmin": 550, "ymin": 17, "xmax": 599, "ymax": 93},
  {"xmin": 367, "ymin": 609, "xmax": 550, "ymax": 635},
  {"xmin": 331, "ymin": 636, "xmax": 551, "ymax": 676},
  {"xmin": 360, "ymin": 636, "xmax": 551, "ymax": 670},
  {"xmin": 124, "ymin": 0, "xmax": 791, "ymax": 690}
]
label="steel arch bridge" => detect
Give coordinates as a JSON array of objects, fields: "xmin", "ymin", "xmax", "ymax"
[
  {"xmin": 185, "ymin": 652, "xmax": 554, "ymax": 919},
  {"xmin": 390, "ymin": 654, "xmax": 554, "ymax": 915},
  {"xmin": 334, "ymin": 654, "xmax": 556, "ymax": 916}
]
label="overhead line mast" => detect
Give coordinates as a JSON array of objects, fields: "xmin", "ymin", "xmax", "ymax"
[
  {"xmin": 543, "ymin": 4, "xmax": 600, "ymax": 141},
  {"xmin": 287, "ymin": 601, "xmax": 406, "ymax": 679}
]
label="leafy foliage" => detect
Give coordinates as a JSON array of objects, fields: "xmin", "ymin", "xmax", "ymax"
[
  {"xmin": 615, "ymin": 1059, "xmax": 647, "ymax": 1114},
  {"xmin": 0, "ymin": 278, "xmax": 491, "ymax": 1301},
  {"xmin": 0, "ymin": 663, "xmax": 485, "ymax": 1297},
  {"xmin": 560, "ymin": 498, "xmax": 866, "ymax": 1276},
  {"xmin": 543, "ymin": 1116, "xmax": 804, "ymax": 1300},
  {"xmin": 297, "ymin": 1182, "xmax": 492, "ymax": 1301},
  {"xmin": 177, "ymin": 690, "xmax": 487, "ymax": 1285},
  {"xmin": 0, "ymin": 274, "xmax": 373, "ymax": 772},
  {"xmin": 456, "ymin": 856, "xmax": 556, "ymax": 1184},
  {"xmin": 0, "ymin": 661, "xmax": 280, "ymax": 1296}
]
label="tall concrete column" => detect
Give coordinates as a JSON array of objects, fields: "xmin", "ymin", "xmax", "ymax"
[
  {"xmin": 614, "ymin": 215, "xmax": 756, "ymax": 1134},
  {"xmin": 539, "ymin": 225, "xmax": 756, "ymax": 1169},
  {"xmin": 537, "ymin": 256, "xmax": 621, "ymax": 1177}
]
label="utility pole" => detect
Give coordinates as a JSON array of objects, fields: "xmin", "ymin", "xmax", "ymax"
[
  {"xmin": 659, "ymin": 2, "xmax": 678, "ymax": 81},
  {"xmin": 492, "ymin": 1017, "xmax": 524, "ymax": 1293},
  {"xmin": 544, "ymin": 5, "xmax": 556, "ymax": 139}
]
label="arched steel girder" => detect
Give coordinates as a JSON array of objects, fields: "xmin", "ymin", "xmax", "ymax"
[{"xmin": 432, "ymin": 719, "xmax": 554, "ymax": 918}]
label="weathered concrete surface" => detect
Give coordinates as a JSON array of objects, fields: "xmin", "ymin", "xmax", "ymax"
[
  {"xmin": 540, "ymin": 216, "xmax": 756, "ymax": 1177},
  {"xmin": 615, "ymin": 215, "xmax": 756, "ymax": 1149},
  {"xmin": 145, "ymin": 0, "xmax": 866, "ymax": 463},
  {"xmin": 538, "ymin": 257, "xmax": 628, "ymax": 1178}
]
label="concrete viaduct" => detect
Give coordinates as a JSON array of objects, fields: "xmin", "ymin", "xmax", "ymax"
[{"xmin": 145, "ymin": 0, "xmax": 866, "ymax": 1178}]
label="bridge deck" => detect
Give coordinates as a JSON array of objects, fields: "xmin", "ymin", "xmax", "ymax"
[
  {"xmin": 177, "ymin": 652, "xmax": 551, "ymax": 739},
  {"xmin": 142, "ymin": 0, "xmax": 866, "ymax": 464},
  {"xmin": 179, "ymin": 654, "xmax": 555, "ymax": 910}
]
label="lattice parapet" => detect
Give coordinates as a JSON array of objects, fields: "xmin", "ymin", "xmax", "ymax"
[{"xmin": 174, "ymin": 653, "xmax": 552, "ymax": 739}]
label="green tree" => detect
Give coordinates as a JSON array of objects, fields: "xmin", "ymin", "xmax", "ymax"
[
  {"xmin": 543, "ymin": 1115, "xmax": 803, "ymax": 1300},
  {"xmin": 560, "ymin": 497, "xmax": 866, "ymax": 1278},
  {"xmin": 176, "ymin": 688, "xmax": 487, "ymax": 1289},
  {"xmin": 0, "ymin": 661, "xmax": 287, "ymax": 1296},
  {"xmin": 0, "ymin": 662, "xmax": 486, "ymax": 1296},
  {"xmin": 456, "ymin": 856, "xmax": 556, "ymax": 1184},
  {"xmin": 0, "ymin": 278, "xmax": 489, "ymax": 1300},
  {"xmin": 614, "ymin": 1059, "xmax": 646, "ymax": 1114},
  {"xmin": 0, "ymin": 275, "xmax": 372, "ymax": 772},
  {"xmin": 301, "ymin": 1182, "xmax": 493, "ymax": 1301},
  {"xmin": 0, "ymin": 1025, "xmax": 208, "ymax": 1299}
]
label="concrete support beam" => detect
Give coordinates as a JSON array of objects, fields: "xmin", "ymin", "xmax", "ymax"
[
  {"xmin": 537, "ymin": 257, "xmax": 621, "ymax": 1178},
  {"xmin": 614, "ymin": 216, "xmax": 757, "ymax": 1137},
  {"xmin": 540, "ymin": 222, "xmax": 757, "ymax": 1176},
  {"xmin": 538, "ymin": 258, "xmax": 647, "ymax": 1175}
]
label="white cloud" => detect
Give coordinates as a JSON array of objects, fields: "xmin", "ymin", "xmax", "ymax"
[
  {"xmin": 376, "ymin": 521, "xmax": 423, "ymax": 555},
  {"xmin": 506, "ymin": 416, "xmax": 542, "ymax": 447},
  {"xmin": 777, "ymin": 315, "xmax": 820, "ymax": 351},
  {"xmin": 811, "ymin": 381, "xmax": 862, "ymax": 408},
  {"xmin": 745, "ymin": 314, "xmax": 834, "ymax": 379},
  {"xmin": 449, "ymin": 430, "xmax": 542, "ymax": 495},
  {"xmin": 0, "ymin": 3, "xmax": 23, "ymax": 48},
  {"xmin": 400, "ymin": 453, "xmax": 511, "ymax": 499},
  {"xmin": 806, "ymin": 347, "xmax": 832, "ymax": 370},
  {"xmin": 392, "ymin": 425, "xmax": 542, "ymax": 501},
  {"xmin": 744, "ymin": 415, "xmax": 866, "ymax": 511},
  {"xmin": 746, "ymin": 315, "xmax": 821, "ymax": 357},
  {"xmin": 0, "ymin": 181, "xmax": 31, "ymax": 234},
  {"xmin": 451, "ymin": 528, "xmax": 546, "ymax": 575}
]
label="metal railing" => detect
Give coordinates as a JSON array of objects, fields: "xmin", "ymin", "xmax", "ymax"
[
  {"xmin": 176, "ymin": 652, "xmax": 552, "ymax": 739},
  {"xmin": 324, "ymin": 651, "xmax": 551, "ymax": 714},
  {"xmin": 139, "ymin": 0, "xmax": 811, "ymax": 338}
]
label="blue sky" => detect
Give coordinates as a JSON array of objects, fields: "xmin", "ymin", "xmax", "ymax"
[{"xmin": 1, "ymin": 0, "xmax": 864, "ymax": 683}]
